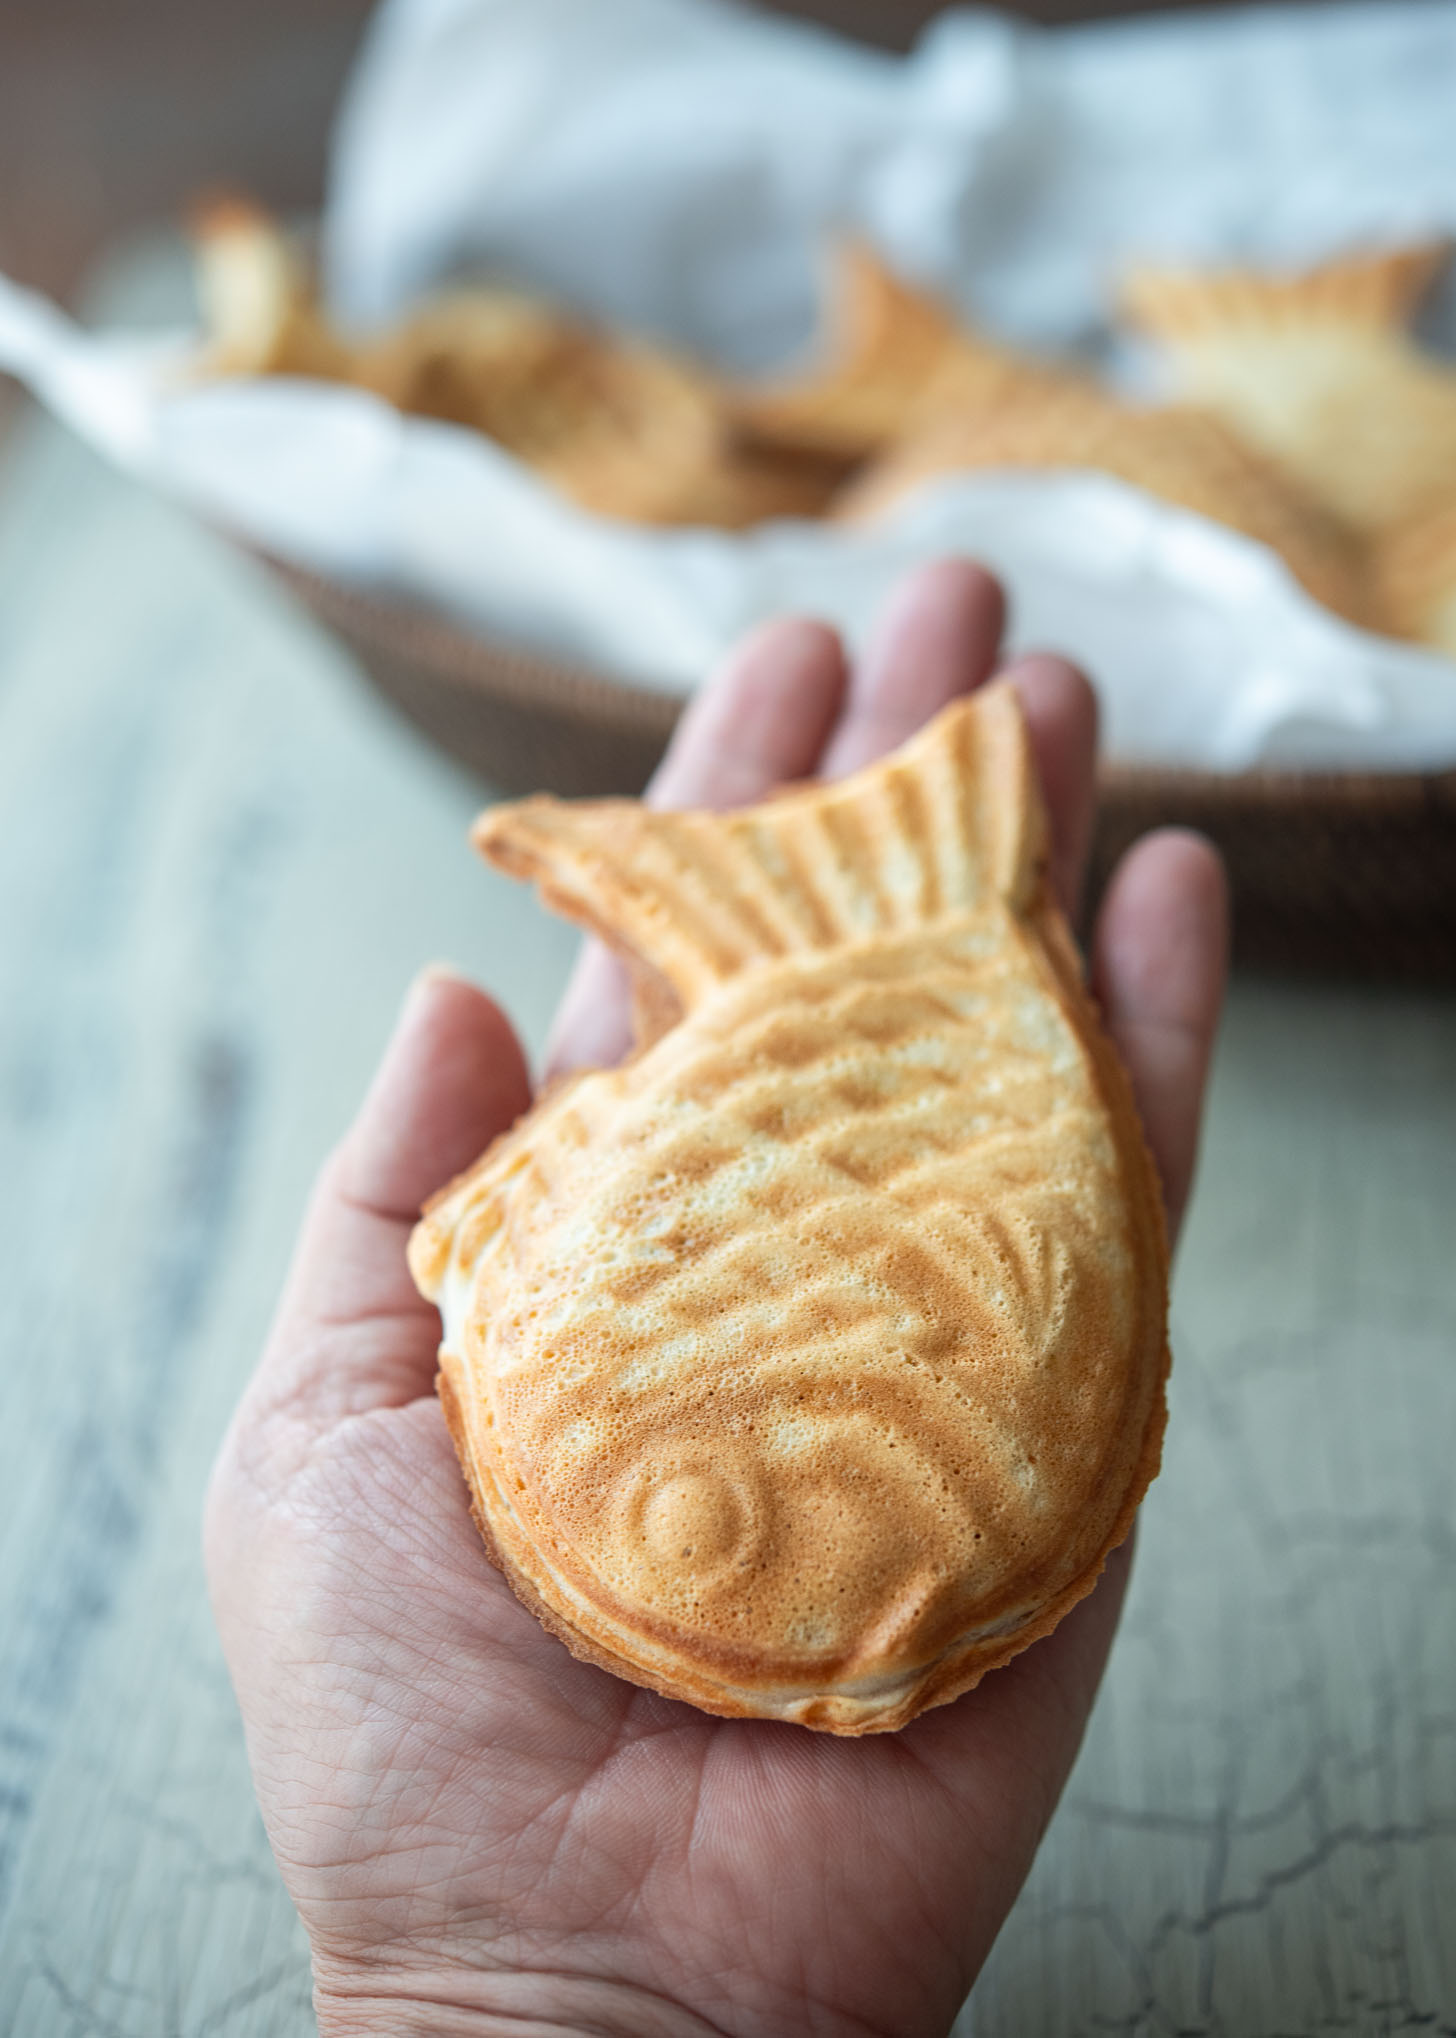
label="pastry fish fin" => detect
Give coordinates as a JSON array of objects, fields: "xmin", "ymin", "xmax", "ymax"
[
  {"xmin": 1122, "ymin": 243, "xmax": 1450, "ymax": 347},
  {"xmin": 733, "ymin": 240, "xmax": 1001, "ymax": 460},
  {"xmin": 473, "ymin": 680, "xmax": 1044, "ymax": 1016}
]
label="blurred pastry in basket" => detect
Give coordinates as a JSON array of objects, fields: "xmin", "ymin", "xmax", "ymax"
[
  {"xmin": 570, "ymin": 438, "xmax": 846, "ymax": 529},
  {"xmin": 1374, "ymin": 503, "xmax": 1456, "ymax": 659},
  {"xmin": 352, "ymin": 285, "xmax": 680, "ymax": 459},
  {"xmin": 1121, "ymin": 243, "xmax": 1456, "ymax": 534},
  {"xmin": 360, "ymin": 291, "xmax": 699, "ymax": 523},
  {"xmin": 837, "ymin": 376, "xmax": 1384, "ymax": 631},
  {"xmin": 191, "ymin": 201, "xmax": 841, "ymax": 530},
  {"xmin": 192, "ymin": 196, "xmax": 354, "ymax": 382},
  {"xmin": 410, "ymin": 683, "xmax": 1170, "ymax": 1734},
  {"xmin": 733, "ymin": 241, "xmax": 1079, "ymax": 464}
]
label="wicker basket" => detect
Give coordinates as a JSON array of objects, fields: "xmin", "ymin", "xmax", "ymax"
[{"xmin": 267, "ymin": 558, "xmax": 1456, "ymax": 980}]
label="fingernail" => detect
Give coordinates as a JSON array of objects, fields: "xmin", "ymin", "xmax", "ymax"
[
  {"xmin": 414, "ymin": 960, "xmax": 471, "ymax": 990},
  {"xmin": 397, "ymin": 961, "xmax": 471, "ymax": 1026}
]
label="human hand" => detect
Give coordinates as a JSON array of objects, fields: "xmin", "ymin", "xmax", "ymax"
[{"xmin": 206, "ymin": 560, "xmax": 1227, "ymax": 2038}]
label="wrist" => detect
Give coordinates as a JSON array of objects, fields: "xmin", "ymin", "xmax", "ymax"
[{"xmin": 314, "ymin": 1966, "xmax": 726, "ymax": 2038}]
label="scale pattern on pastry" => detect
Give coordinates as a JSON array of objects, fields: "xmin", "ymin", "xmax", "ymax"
[{"xmin": 410, "ymin": 685, "xmax": 1170, "ymax": 1734}]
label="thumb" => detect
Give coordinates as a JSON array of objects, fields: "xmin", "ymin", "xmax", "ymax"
[{"xmin": 245, "ymin": 967, "xmax": 531, "ymax": 1438}]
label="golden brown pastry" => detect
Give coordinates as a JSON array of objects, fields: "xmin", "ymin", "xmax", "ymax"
[
  {"xmin": 409, "ymin": 684, "xmax": 1170, "ymax": 1734},
  {"xmin": 190, "ymin": 196, "xmax": 353, "ymax": 382},
  {"xmin": 1374, "ymin": 502, "xmax": 1456, "ymax": 658},
  {"xmin": 837, "ymin": 378, "xmax": 1385, "ymax": 631},
  {"xmin": 560, "ymin": 443, "xmax": 847, "ymax": 529},
  {"xmin": 1120, "ymin": 243, "xmax": 1456, "ymax": 534},
  {"xmin": 191, "ymin": 202, "xmax": 1456, "ymax": 608},
  {"xmin": 353, "ymin": 287, "xmax": 602, "ymax": 446},
  {"xmin": 354, "ymin": 292, "xmax": 736, "ymax": 521},
  {"xmin": 732, "ymin": 240, "xmax": 1070, "ymax": 464},
  {"xmin": 191, "ymin": 203, "xmax": 834, "ymax": 530}
]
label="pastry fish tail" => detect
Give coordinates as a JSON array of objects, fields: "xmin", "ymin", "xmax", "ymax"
[
  {"xmin": 733, "ymin": 240, "xmax": 1028, "ymax": 462},
  {"xmin": 472, "ymin": 680, "xmax": 1046, "ymax": 1026},
  {"xmin": 731, "ymin": 241, "xmax": 963, "ymax": 460},
  {"xmin": 1122, "ymin": 241, "xmax": 1450, "ymax": 348}
]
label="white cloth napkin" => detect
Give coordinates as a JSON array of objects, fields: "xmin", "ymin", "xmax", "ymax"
[
  {"xmin": 2, "ymin": 0, "xmax": 1456, "ymax": 771},
  {"xmin": 326, "ymin": 0, "xmax": 1456, "ymax": 365}
]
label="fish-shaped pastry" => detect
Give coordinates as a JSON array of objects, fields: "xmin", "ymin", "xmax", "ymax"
[
  {"xmin": 1121, "ymin": 243, "xmax": 1456, "ymax": 535},
  {"xmin": 835, "ymin": 377, "xmax": 1385, "ymax": 632},
  {"xmin": 410, "ymin": 685, "xmax": 1170, "ymax": 1734}
]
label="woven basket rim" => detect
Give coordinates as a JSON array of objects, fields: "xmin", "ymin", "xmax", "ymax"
[
  {"xmin": 261, "ymin": 552, "xmax": 1456, "ymax": 809},
  {"xmin": 263, "ymin": 554, "xmax": 681, "ymax": 743}
]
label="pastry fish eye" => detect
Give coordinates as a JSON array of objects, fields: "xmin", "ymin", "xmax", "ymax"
[{"xmin": 617, "ymin": 1456, "xmax": 765, "ymax": 1586}]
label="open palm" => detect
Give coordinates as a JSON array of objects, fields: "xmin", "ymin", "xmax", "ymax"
[{"xmin": 207, "ymin": 561, "xmax": 1226, "ymax": 2038}]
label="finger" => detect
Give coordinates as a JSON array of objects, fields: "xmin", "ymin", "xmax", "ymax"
[
  {"xmin": 912, "ymin": 1537, "xmax": 1134, "ymax": 1823},
  {"xmin": 818, "ymin": 556, "xmax": 1005, "ymax": 779},
  {"xmin": 547, "ymin": 617, "xmax": 848, "ymax": 1078},
  {"xmin": 649, "ymin": 614, "xmax": 848, "ymax": 810},
  {"xmin": 906, "ymin": 1536, "xmax": 1136, "ymax": 1987},
  {"xmin": 1092, "ymin": 830, "xmax": 1229, "ymax": 1246},
  {"xmin": 249, "ymin": 969, "xmax": 531, "ymax": 1428},
  {"xmin": 1002, "ymin": 652, "xmax": 1098, "ymax": 924},
  {"xmin": 335, "ymin": 968, "xmax": 531, "ymax": 1225}
]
